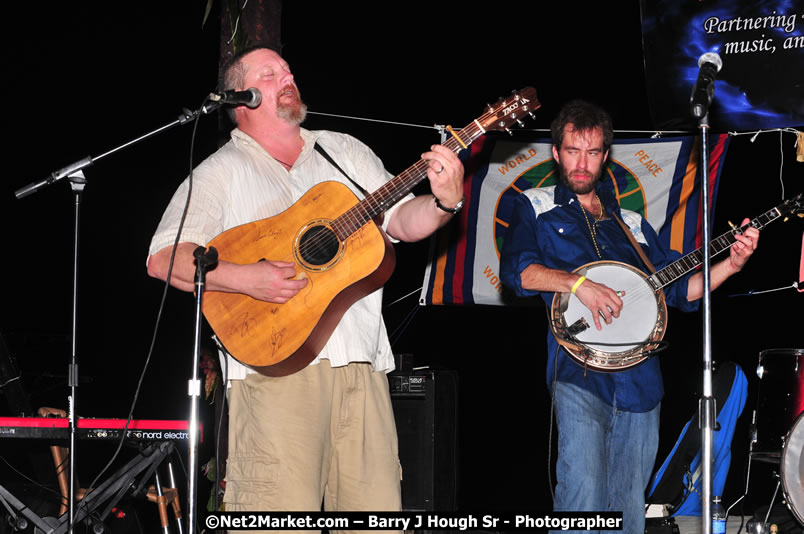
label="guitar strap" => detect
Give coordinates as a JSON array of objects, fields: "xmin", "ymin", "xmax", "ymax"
[
  {"xmin": 313, "ymin": 142, "xmax": 369, "ymax": 197},
  {"xmin": 612, "ymin": 211, "xmax": 658, "ymax": 274}
]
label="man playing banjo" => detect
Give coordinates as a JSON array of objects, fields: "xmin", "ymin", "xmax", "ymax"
[{"xmin": 500, "ymin": 100, "xmax": 759, "ymax": 534}]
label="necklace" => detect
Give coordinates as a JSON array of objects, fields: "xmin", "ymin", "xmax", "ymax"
[
  {"xmin": 594, "ymin": 194, "xmax": 605, "ymax": 221},
  {"xmin": 579, "ymin": 194, "xmax": 604, "ymax": 259}
]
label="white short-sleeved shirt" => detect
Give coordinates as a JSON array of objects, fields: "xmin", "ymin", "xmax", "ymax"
[{"xmin": 149, "ymin": 128, "xmax": 408, "ymax": 378}]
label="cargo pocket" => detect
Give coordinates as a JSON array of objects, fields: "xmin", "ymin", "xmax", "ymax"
[{"xmin": 223, "ymin": 455, "xmax": 280, "ymax": 506}]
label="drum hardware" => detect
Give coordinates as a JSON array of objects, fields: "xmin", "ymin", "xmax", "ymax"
[
  {"xmin": 749, "ymin": 349, "xmax": 804, "ymax": 527},
  {"xmin": 753, "ymin": 348, "xmax": 804, "ymax": 459},
  {"xmin": 780, "ymin": 412, "xmax": 804, "ymax": 525},
  {"xmin": 746, "ymin": 492, "xmax": 780, "ymax": 534}
]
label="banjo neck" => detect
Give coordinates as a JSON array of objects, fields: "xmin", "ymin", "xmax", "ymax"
[{"xmin": 647, "ymin": 202, "xmax": 787, "ymax": 291}]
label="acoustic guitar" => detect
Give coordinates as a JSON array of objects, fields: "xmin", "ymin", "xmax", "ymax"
[{"xmin": 203, "ymin": 88, "xmax": 540, "ymax": 376}]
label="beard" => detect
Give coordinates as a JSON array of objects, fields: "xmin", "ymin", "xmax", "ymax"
[
  {"xmin": 557, "ymin": 164, "xmax": 602, "ymax": 195},
  {"xmin": 276, "ymin": 85, "xmax": 307, "ymax": 125}
]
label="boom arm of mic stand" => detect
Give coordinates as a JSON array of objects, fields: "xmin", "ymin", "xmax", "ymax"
[
  {"xmin": 14, "ymin": 157, "xmax": 94, "ymax": 199},
  {"xmin": 14, "ymin": 106, "xmax": 208, "ymax": 200}
]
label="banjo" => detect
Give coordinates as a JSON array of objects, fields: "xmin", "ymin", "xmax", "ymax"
[{"xmin": 550, "ymin": 194, "xmax": 802, "ymax": 372}]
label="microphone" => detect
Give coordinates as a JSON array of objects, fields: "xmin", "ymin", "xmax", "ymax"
[
  {"xmin": 689, "ymin": 52, "xmax": 723, "ymax": 119},
  {"xmin": 208, "ymin": 88, "xmax": 262, "ymax": 108}
]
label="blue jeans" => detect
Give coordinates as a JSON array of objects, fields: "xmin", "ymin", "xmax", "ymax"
[{"xmin": 552, "ymin": 381, "xmax": 660, "ymax": 534}]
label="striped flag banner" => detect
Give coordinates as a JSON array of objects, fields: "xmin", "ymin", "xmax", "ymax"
[{"xmin": 420, "ymin": 133, "xmax": 730, "ymax": 306}]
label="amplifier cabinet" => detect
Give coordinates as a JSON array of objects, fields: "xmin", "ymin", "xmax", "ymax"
[{"xmin": 388, "ymin": 369, "xmax": 458, "ymax": 512}]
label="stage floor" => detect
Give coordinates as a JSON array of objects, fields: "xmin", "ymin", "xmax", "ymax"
[{"xmin": 674, "ymin": 515, "xmax": 767, "ymax": 533}]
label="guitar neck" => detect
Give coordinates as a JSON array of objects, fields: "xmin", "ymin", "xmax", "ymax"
[
  {"xmin": 649, "ymin": 205, "xmax": 781, "ymax": 289},
  {"xmin": 323, "ymin": 86, "xmax": 540, "ymax": 240},
  {"xmin": 331, "ymin": 122, "xmax": 483, "ymax": 240}
]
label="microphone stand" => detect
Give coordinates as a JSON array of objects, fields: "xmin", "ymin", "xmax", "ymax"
[
  {"xmin": 696, "ymin": 113, "xmax": 716, "ymax": 534},
  {"xmin": 689, "ymin": 51, "xmax": 724, "ymax": 534},
  {"xmin": 67, "ymin": 170, "xmax": 86, "ymax": 533},
  {"xmin": 14, "ymin": 99, "xmax": 224, "ymax": 533},
  {"xmin": 188, "ymin": 246, "xmax": 217, "ymax": 534}
]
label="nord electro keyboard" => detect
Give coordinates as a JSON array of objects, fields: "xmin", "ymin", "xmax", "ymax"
[{"xmin": 0, "ymin": 417, "xmax": 195, "ymax": 442}]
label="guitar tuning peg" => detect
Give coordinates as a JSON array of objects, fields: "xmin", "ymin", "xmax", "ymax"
[
  {"xmin": 505, "ymin": 128, "xmax": 513, "ymax": 136},
  {"xmin": 528, "ymin": 112, "xmax": 536, "ymax": 119},
  {"xmin": 516, "ymin": 119, "xmax": 525, "ymax": 127}
]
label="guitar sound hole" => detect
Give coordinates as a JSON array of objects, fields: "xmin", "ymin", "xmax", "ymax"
[{"xmin": 298, "ymin": 225, "xmax": 339, "ymax": 267}]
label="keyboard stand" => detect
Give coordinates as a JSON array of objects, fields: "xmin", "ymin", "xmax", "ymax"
[
  {"xmin": 0, "ymin": 482, "xmax": 58, "ymax": 533},
  {"xmin": 1, "ymin": 441, "xmax": 176, "ymax": 534}
]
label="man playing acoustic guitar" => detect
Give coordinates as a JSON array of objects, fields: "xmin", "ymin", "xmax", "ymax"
[
  {"xmin": 147, "ymin": 46, "xmax": 464, "ymax": 526},
  {"xmin": 500, "ymin": 100, "xmax": 758, "ymax": 534}
]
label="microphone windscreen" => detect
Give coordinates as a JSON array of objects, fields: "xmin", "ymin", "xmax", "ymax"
[
  {"xmin": 247, "ymin": 88, "xmax": 262, "ymax": 108},
  {"xmin": 698, "ymin": 52, "xmax": 723, "ymax": 72}
]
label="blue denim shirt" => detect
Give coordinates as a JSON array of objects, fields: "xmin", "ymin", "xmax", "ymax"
[{"xmin": 500, "ymin": 180, "xmax": 698, "ymax": 412}]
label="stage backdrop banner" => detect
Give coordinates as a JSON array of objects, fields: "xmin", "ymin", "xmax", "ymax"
[
  {"xmin": 641, "ymin": 0, "xmax": 804, "ymax": 131},
  {"xmin": 420, "ymin": 134, "xmax": 730, "ymax": 306}
]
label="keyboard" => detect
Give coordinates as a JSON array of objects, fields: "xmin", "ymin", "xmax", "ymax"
[{"xmin": 0, "ymin": 417, "xmax": 196, "ymax": 442}]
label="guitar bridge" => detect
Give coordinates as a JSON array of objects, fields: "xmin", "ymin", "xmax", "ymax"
[{"xmin": 567, "ymin": 317, "xmax": 589, "ymax": 336}]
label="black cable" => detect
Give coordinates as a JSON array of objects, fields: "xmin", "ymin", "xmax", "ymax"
[{"xmin": 0, "ymin": 453, "xmax": 64, "ymax": 503}]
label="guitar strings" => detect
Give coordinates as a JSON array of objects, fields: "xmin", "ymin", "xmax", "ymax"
[
  {"xmin": 285, "ymin": 96, "xmax": 533, "ymax": 266},
  {"xmin": 289, "ymin": 110, "xmax": 500, "ymax": 260},
  {"xmin": 291, "ymin": 135, "xmax": 468, "ymax": 264},
  {"xmin": 288, "ymin": 164, "xmax": 416, "ymax": 259},
  {"xmin": 303, "ymin": 147, "xmax": 447, "ymax": 252},
  {"xmin": 288, "ymin": 102, "xmax": 527, "ymax": 262},
  {"xmin": 291, "ymin": 158, "xmax": 431, "ymax": 262}
]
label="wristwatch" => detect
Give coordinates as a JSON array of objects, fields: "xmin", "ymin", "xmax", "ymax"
[{"xmin": 433, "ymin": 195, "xmax": 464, "ymax": 214}]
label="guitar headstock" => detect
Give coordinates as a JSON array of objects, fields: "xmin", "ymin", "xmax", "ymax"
[
  {"xmin": 779, "ymin": 193, "xmax": 804, "ymax": 222},
  {"xmin": 479, "ymin": 87, "xmax": 540, "ymax": 134}
]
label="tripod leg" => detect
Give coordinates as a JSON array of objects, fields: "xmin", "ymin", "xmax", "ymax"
[
  {"xmin": 167, "ymin": 461, "xmax": 184, "ymax": 534},
  {"xmin": 152, "ymin": 472, "xmax": 170, "ymax": 534}
]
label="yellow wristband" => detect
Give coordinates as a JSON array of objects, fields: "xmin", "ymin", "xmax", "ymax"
[{"xmin": 571, "ymin": 275, "xmax": 586, "ymax": 294}]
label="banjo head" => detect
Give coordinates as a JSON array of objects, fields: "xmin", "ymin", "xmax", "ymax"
[{"xmin": 551, "ymin": 261, "xmax": 667, "ymax": 372}]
